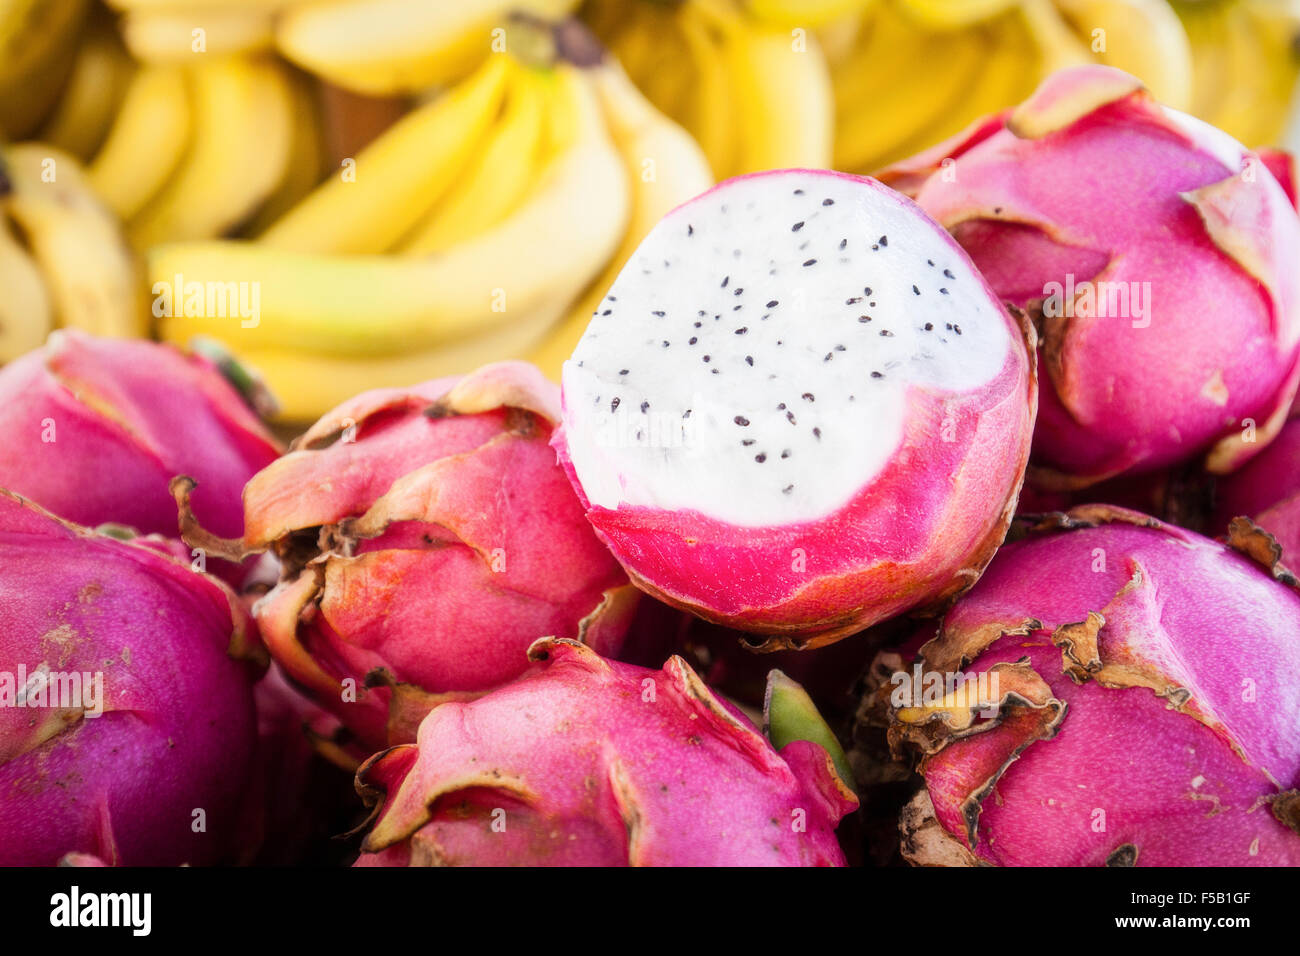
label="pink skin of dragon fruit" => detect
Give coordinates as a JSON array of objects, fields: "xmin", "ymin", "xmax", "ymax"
[
  {"xmin": 1211, "ymin": 414, "xmax": 1300, "ymax": 562},
  {"xmin": 887, "ymin": 506, "xmax": 1300, "ymax": 866},
  {"xmin": 554, "ymin": 169, "xmax": 1037, "ymax": 650},
  {"xmin": 0, "ymin": 490, "xmax": 263, "ymax": 866},
  {"xmin": 353, "ymin": 638, "xmax": 857, "ymax": 866},
  {"xmin": 181, "ymin": 361, "xmax": 642, "ymax": 752},
  {"xmin": 0, "ymin": 330, "xmax": 281, "ymax": 581},
  {"xmin": 886, "ymin": 66, "xmax": 1300, "ymax": 490}
]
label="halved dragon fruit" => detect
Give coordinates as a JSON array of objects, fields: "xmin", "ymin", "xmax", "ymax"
[
  {"xmin": 554, "ymin": 169, "xmax": 1037, "ymax": 649},
  {"xmin": 354, "ymin": 638, "xmax": 857, "ymax": 866},
  {"xmin": 887, "ymin": 66, "xmax": 1300, "ymax": 490},
  {"xmin": 881, "ymin": 506, "xmax": 1300, "ymax": 866}
]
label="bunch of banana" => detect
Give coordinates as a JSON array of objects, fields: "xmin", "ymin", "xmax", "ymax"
[
  {"xmin": 582, "ymin": 0, "xmax": 834, "ymax": 178},
  {"xmin": 0, "ymin": 142, "xmax": 146, "ymax": 361},
  {"xmin": 150, "ymin": 21, "xmax": 713, "ymax": 422},
  {"xmin": 830, "ymin": 0, "xmax": 1196, "ymax": 174}
]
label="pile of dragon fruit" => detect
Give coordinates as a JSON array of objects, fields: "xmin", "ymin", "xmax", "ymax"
[{"xmin": 3, "ymin": 66, "xmax": 1299, "ymax": 868}]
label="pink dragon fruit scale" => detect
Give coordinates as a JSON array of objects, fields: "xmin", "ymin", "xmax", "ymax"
[
  {"xmin": 0, "ymin": 330, "xmax": 282, "ymax": 581},
  {"xmin": 354, "ymin": 638, "xmax": 858, "ymax": 866},
  {"xmin": 176, "ymin": 361, "xmax": 654, "ymax": 752},
  {"xmin": 554, "ymin": 168, "xmax": 1038, "ymax": 650},
  {"xmin": 0, "ymin": 490, "xmax": 263, "ymax": 866},
  {"xmin": 882, "ymin": 65, "xmax": 1300, "ymax": 492},
  {"xmin": 882, "ymin": 506, "xmax": 1300, "ymax": 867},
  {"xmin": 1212, "ymin": 413, "xmax": 1300, "ymax": 565}
]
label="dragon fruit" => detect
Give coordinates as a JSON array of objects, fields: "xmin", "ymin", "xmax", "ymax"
[
  {"xmin": 353, "ymin": 638, "xmax": 857, "ymax": 866},
  {"xmin": 554, "ymin": 169, "xmax": 1038, "ymax": 649},
  {"xmin": 0, "ymin": 490, "xmax": 263, "ymax": 866},
  {"xmin": 178, "ymin": 361, "xmax": 651, "ymax": 751},
  {"xmin": 887, "ymin": 66, "xmax": 1300, "ymax": 490},
  {"xmin": 0, "ymin": 330, "xmax": 281, "ymax": 580},
  {"xmin": 1212, "ymin": 415, "xmax": 1300, "ymax": 563},
  {"xmin": 881, "ymin": 506, "xmax": 1300, "ymax": 866}
]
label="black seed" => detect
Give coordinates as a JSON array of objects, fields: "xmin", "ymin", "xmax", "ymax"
[
  {"xmin": 693, "ymin": 321, "xmax": 702, "ymax": 328},
  {"xmin": 601, "ymin": 309, "xmax": 612, "ymax": 316},
  {"xmin": 946, "ymin": 323, "xmax": 953, "ymax": 330},
  {"xmin": 793, "ymin": 189, "xmax": 804, "ymax": 195},
  {"xmin": 652, "ymin": 310, "xmax": 665, "ymax": 317},
  {"xmin": 683, "ymin": 409, "xmax": 692, "ymax": 419},
  {"xmin": 636, "ymin": 430, "xmax": 643, "ymax": 440},
  {"xmin": 781, "ymin": 450, "xmax": 791, "ymax": 459},
  {"xmin": 824, "ymin": 353, "xmax": 833, "ymax": 362},
  {"xmin": 864, "ymin": 287, "xmax": 872, "ymax": 296},
  {"xmin": 745, "ymin": 356, "xmax": 754, "ymax": 366},
  {"xmin": 839, "ymin": 238, "xmax": 847, "ymax": 250},
  {"xmin": 721, "ymin": 276, "xmax": 729, "ymax": 288},
  {"xmin": 640, "ymin": 401, "xmax": 649, "ymax": 413},
  {"xmin": 735, "ymin": 327, "xmax": 747, "ymax": 335},
  {"xmin": 610, "ymin": 397, "xmax": 620, "ymax": 412},
  {"xmin": 943, "ymin": 269, "xmax": 955, "ymax": 279},
  {"xmin": 755, "ymin": 453, "xmax": 766, "ymax": 463},
  {"xmin": 872, "ymin": 244, "xmax": 879, "ymax": 251},
  {"xmin": 813, "ymin": 427, "xmax": 821, "ymax": 439},
  {"xmin": 662, "ymin": 340, "xmax": 670, "ymax": 348},
  {"xmin": 879, "ymin": 235, "xmax": 888, "ymax": 246},
  {"xmin": 786, "ymin": 411, "xmax": 796, "ymax": 424},
  {"xmin": 711, "ymin": 368, "xmax": 720, "ymax": 374},
  {"xmin": 802, "ymin": 393, "xmax": 814, "ymax": 402},
  {"xmin": 835, "ymin": 344, "xmax": 845, "ymax": 351},
  {"xmin": 688, "ymin": 224, "xmax": 694, "ymax": 236},
  {"xmin": 792, "ymin": 221, "xmax": 804, "ymax": 232},
  {"xmin": 703, "ymin": 355, "xmax": 711, "ymax": 363},
  {"xmin": 924, "ymin": 322, "xmax": 934, "ymax": 331},
  {"xmin": 698, "ymin": 310, "xmax": 706, "ymax": 316},
  {"xmin": 619, "ymin": 369, "xmax": 629, "ymax": 375},
  {"xmin": 879, "ymin": 329, "xmax": 893, "ymax": 337},
  {"xmin": 783, "ymin": 484, "xmax": 794, "ymax": 494},
  {"xmin": 822, "ymin": 198, "xmax": 834, "ymax": 206},
  {"xmin": 734, "ymin": 287, "xmax": 744, "ymax": 295},
  {"xmin": 846, "ymin": 296, "xmax": 862, "ymax": 304},
  {"xmin": 954, "ymin": 324, "xmax": 962, "ymax": 335},
  {"xmin": 778, "ymin": 402, "xmax": 786, "ymax": 409},
  {"xmin": 912, "ymin": 285, "xmax": 920, "ymax": 295},
  {"xmin": 940, "ymin": 288, "xmax": 949, "ymax": 295},
  {"xmin": 766, "ymin": 300, "xmax": 779, "ymax": 308},
  {"xmin": 733, "ymin": 305, "xmax": 742, "ymax": 312},
  {"xmin": 742, "ymin": 439, "xmax": 755, "ymax": 446},
  {"xmin": 607, "ymin": 295, "xmax": 617, "ymax": 301},
  {"xmin": 802, "ymin": 258, "xmax": 817, "ymax": 267},
  {"xmin": 761, "ymin": 314, "xmax": 771, "ymax": 321},
  {"xmin": 993, "ymin": 206, "xmax": 1003, "ymax": 214},
  {"xmin": 871, "ymin": 371, "xmax": 883, "ymax": 379},
  {"xmin": 689, "ymin": 336, "xmax": 698, "ymax": 345},
  {"xmin": 859, "ymin": 315, "xmax": 871, "ymax": 323},
  {"xmin": 734, "ymin": 416, "xmax": 750, "ymax": 426}
]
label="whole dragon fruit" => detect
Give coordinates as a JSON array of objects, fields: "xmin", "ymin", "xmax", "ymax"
[
  {"xmin": 1212, "ymin": 415, "xmax": 1300, "ymax": 563},
  {"xmin": 554, "ymin": 169, "xmax": 1037, "ymax": 649},
  {"xmin": 178, "ymin": 361, "xmax": 649, "ymax": 751},
  {"xmin": 0, "ymin": 491, "xmax": 263, "ymax": 866},
  {"xmin": 886, "ymin": 66, "xmax": 1300, "ymax": 490},
  {"xmin": 354, "ymin": 638, "xmax": 857, "ymax": 866},
  {"xmin": 0, "ymin": 331, "xmax": 281, "ymax": 577},
  {"xmin": 881, "ymin": 506, "xmax": 1300, "ymax": 867}
]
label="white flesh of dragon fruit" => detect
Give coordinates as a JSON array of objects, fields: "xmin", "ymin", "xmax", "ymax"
[{"xmin": 561, "ymin": 170, "xmax": 1013, "ymax": 526}]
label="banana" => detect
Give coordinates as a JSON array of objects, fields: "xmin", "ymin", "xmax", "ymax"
[
  {"xmin": 276, "ymin": 0, "xmax": 578, "ymax": 95},
  {"xmin": 258, "ymin": 52, "xmax": 509, "ymax": 254},
  {"xmin": 0, "ymin": 215, "xmax": 55, "ymax": 362},
  {"xmin": 892, "ymin": 0, "xmax": 1020, "ymax": 29},
  {"xmin": 127, "ymin": 56, "xmax": 293, "ymax": 249},
  {"xmin": 233, "ymin": 296, "xmax": 570, "ymax": 423},
  {"xmin": 1022, "ymin": 0, "xmax": 1094, "ymax": 75},
  {"xmin": 243, "ymin": 67, "xmax": 326, "ymax": 237},
  {"xmin": 1176, "ymin": 0, "xmax": 1235, "ymax": 129},
  {"xmin": 36, "ymin": 15, "xmax": 135, "ymax": 161},
  {"xmin": 1, "ymin": 143, "xmax": 145, "ymax": 339},
  {"xmin": 0, "ymin": 0, "xmax": 88, "ymax": 139},
  {"xmin": 833, "ymin": 5, "xmax": 988, "ymax": 171},
  {"xmin": 696, "ymin": 0, "xmax": 834, "ymax": 175},
  {"xmin": 398, "ymin": 60, "xmax": 548, "ymax": 254},
  {"xmin": 676, "ymin": 2, "xmax": 740, "ymax": 179},
  {"xmin": 745, "ymin": 0, "xmax": 878, "ymax": 29},
  {"xmin": 1053, "ymin": 0, "xmax": 1193, "ymax": 109},
  {"xmin": 152, "ymin": 61, "xmax": 629, "ymax": 358},
  {"xmin": 86, "ymin": 64, "xmax": 192, "ymax": 221},
  {"xmin": 121, "ymin": 7, "xmax": 275, "ymax": 61},
  {"xmin": 531, "ymin": 60, "xmax": 715, "ymax": 379}
]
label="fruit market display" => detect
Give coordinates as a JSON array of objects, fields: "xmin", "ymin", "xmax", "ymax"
[{"xmin": 1, "ymin": 0, "xmax": 1299, "ymax": 869}]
